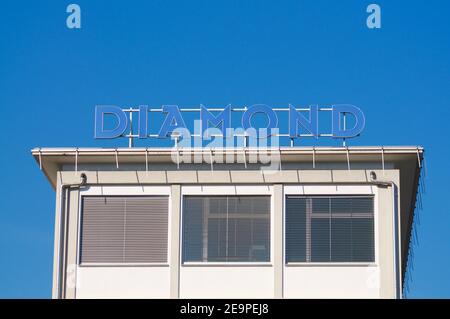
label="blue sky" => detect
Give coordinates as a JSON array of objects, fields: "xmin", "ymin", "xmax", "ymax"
[{"xmin": 0, "ymin": 0, "xmax": 449, "ymax": 298}]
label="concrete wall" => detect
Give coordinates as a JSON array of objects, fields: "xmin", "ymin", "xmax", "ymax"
[{"xmin": 53, "ymin": 168, "xmax": 400, "ymax": 299}]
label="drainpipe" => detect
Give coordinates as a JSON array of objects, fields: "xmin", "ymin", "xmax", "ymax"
[
  {"xmin": 55, "ymin": 173, "xmax": 87, "ymax": 299},
  {"xmin": 369, "ymin": 171, "xmax": 401, "ymax": 299}
]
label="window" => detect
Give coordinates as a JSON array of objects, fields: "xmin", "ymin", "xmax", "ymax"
[
  {"xmin": 182, "ymin": 196, "xmax": 271, "ymax": 262},
  {"xmin": 80, "ymin": 196, "xmax": 169, "ymax": 264},
  {"xmin": 286, "ymin": 196, "xmax": 374, "ymax": 263}
]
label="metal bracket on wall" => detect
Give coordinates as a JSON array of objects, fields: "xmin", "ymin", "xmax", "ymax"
[
  {"xmin": 346, "ymin": 147, "xmax": 351, "ymax": 171},
  {"xmin": 145, "ymin": 148, "xmax": 149, "ymax": 176},
  {"xmin": 115, "ymin": 149, "xmax": 119, "ymax": 169},
  {"xmin": 75, "ymin": 148, "xmax": 79, "ymax": 175},
  {"xmin": 416, "ymin": 147, "xmax": 422, "ymax": 168},
  {"xmin": 38, "ymin": 148, "xmax": 42, "ymax": 170},
  {"xmin": 312, "ymin": 146, "xmax": 316, "ymax": 169},
  {"xmin": 209, "ymin": 148, "xmax": 214, "ymax": 172}
]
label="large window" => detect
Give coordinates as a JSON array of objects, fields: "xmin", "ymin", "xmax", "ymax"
[
  {"xmin": 80, "ymin": 196, "xmax": 169, "ymax": 264},
  {"xmin": 182, "ymin": 196, "xmax": 271, "ymax": 262},
  {"xmin": 286, "ymin": 196, "xmax": 374, "ymax": 263}
]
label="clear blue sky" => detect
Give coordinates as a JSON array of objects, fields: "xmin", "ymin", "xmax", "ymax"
[{"xmin": 0, "ymin": 0, "xmax": 449, "ymax": 298}]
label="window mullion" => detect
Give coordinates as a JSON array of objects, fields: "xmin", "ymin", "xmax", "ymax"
[
  {"xmin": 350, "ymin": 198, "xmax": 354, "ymax": 262},
  {"xmin": 226, "ymin": 196, "xmax": 229, "ymax": 262},
  {"xmin": 202, "ymin": 198, "xmax": 209, "ymax": 262},
  {"xmin": 306, "ymin": 197, "xmax": 311, "ymax": 262},
  {"xmin": 329, "ymin": 197, "xmax": 331, "ymax": 262},
  {"xmin": 123, "ymin": 198, "xmax": 127, "ymax": 263}
]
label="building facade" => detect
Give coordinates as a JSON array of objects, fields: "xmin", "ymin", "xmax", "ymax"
[{"xmin": 32, "ymin": 146, "xmax": 423, "ymax": 299}]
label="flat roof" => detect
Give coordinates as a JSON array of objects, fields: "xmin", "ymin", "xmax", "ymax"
[{"xmin": 31, "ymin": 146, "xmax": 424, "ymax": 286}]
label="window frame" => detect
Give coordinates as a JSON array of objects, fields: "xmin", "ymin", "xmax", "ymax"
[
  {"xmin": 283, "ymin": 185, "xmax": 379, "ymax": 267},
  {"xmin": 76, "ymin": 186, "xmax": 172, "ymax": 267},
  {"xmin": 181, "ymin": 185, "xmax": 274, "ymax": 266}
]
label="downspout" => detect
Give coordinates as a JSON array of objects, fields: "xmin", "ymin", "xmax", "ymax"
[
  {"xmin": 55, "ymin": 173, "xmax": 87, "ymax": 299},
  {"xmin": 369, "ymin": 171, "xmax": 401, "ymax": 299}
]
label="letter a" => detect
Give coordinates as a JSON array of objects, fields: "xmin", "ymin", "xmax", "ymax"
[
  {"xmin": 66, "ymin": 4, "xmax": 81, "ymax": 29},
  {"xmin": 366, "ymin": 4, "xmax": 381, "ymax": 29}
]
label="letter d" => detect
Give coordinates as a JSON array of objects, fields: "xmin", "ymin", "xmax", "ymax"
[
  {"xmin": 94, "ymin": 105, "xmax": 128, "ymax": 138},
  {"xmin": 332, "ymin": 104, "xmax": 365, "ymax": 138}
]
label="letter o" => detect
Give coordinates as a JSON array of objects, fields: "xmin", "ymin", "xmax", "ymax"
[{"xmin": 242, "ymin": 104, "xmax": 278, "ymax": 138}]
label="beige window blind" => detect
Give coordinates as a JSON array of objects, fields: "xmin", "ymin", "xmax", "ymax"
[{"xmin": 80, "ymin": 196, "xmax": 168, "ymax": 264}]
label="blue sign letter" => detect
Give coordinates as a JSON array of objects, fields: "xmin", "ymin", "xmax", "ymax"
[
  {"xmin": 201, "ymin": 105, "xmax": 231, "ymax": 138},
  {"xmin": 332, "ymin": 104, "xmax": 365, "ymax": 138},
  {"xmin": 138, "ymin": 105, "xmax": 148, "ymax": 138},
  {"xmin": 94, "ymin": 105, "xmax": 128, "ymax": 139},
  {"xmin": 242, "ymin": 104, "xmax": 278, "ymax": 138},
  {"xmin": 158, "ymin": 105, "xmax": 187, "ymax": 137},
  {"xmin": 289, "ymin": 105, "xmax": 318, "ymax": 138}
]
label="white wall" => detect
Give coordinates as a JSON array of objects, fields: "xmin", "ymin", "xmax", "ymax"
[
  {"xmin": 76, "ymin": 267, "xmax": 170, "ymax": 298},
  {"xmin": 283, "ymin": 265, "xmax": 380, "ymax": 298},
  {"xmin": 179, "ymin": 267, "xmax": 274, "ymax": 298}
]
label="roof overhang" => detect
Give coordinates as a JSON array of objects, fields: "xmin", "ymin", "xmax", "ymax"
[{"xmin": 31, "ymin": 146, "xmax": 423, "ymax": 187}]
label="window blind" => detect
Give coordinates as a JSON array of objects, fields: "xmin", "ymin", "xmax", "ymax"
[
  {"xmin": 80, "ymin": 196, "xmax": 168, "ymax": 264},
  {"xmin": 286, "ymin": 196, "xmax": 374, "ymax": 263},
  {"xmin": 183, "ymin": 196, "xmax": 271, "ymax": 262}
]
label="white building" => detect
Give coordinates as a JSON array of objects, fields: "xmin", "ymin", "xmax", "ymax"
[{"xmin": 32, "ymin": 146, "xmax": 424, "ymax": 299}]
